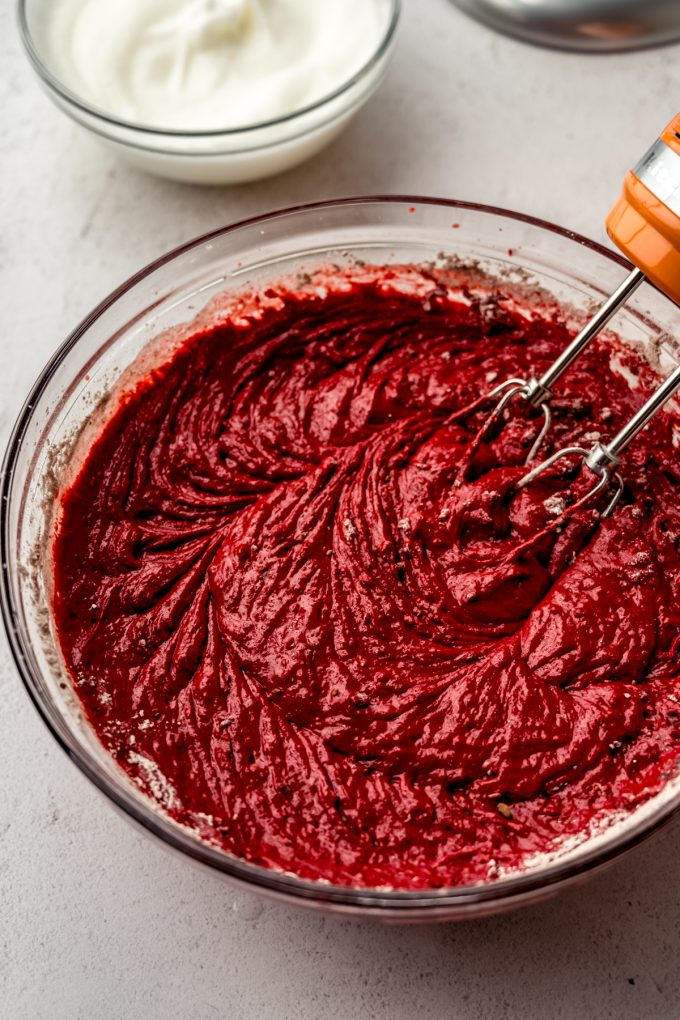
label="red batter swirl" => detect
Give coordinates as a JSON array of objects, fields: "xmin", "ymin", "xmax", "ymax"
[{"xmin": 52, "ymin": 268, "xmax": 680, "ymax": 888}]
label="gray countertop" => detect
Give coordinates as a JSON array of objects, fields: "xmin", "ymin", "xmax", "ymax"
[{"xmin": 2, "ymin": 1, "xmax": 680, "ymax": 1017}]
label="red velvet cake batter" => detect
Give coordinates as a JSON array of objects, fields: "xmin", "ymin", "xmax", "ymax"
[{"xmin": 52, "ymin": 269, "xmax": 680, "ymax": 888}]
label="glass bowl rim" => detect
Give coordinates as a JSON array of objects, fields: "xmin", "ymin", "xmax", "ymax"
[
  {"xmin": 16, "ymin": 0, "xmax": 401, "ymax": 140},
  {"xmin": 4, "ymin": 194, "xmax": 677, "ymax": 915}
]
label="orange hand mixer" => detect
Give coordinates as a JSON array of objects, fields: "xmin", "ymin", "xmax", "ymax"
[{"xmin": 479, "ymin": 113, "xmax": 680, "ymax": 517}]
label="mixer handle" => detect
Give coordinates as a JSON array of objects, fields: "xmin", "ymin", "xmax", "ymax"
[{"xmin": 607, "ymin": 112, "xmax": 680, "ymax": 307}]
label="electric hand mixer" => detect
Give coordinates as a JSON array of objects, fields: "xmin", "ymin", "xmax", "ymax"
[{"xmin": 478, "ymin": 113, "xmax": 680, "ymax": 518}]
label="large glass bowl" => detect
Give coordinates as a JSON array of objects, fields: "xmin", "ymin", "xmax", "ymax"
[
  {"xmin": 17, "ymin": 0, "xmax": 400, "ymax": 185},
  {"xmin": 3, "ymin": 198, "xmax": 680, "ymax": 921}
]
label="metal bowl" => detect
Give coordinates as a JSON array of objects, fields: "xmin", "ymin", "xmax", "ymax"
[{"xmin": 450, "ymin": 0, "xmax": 680, "ymax": 52}]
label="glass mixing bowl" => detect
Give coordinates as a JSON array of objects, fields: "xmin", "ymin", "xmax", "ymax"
[
  {"xmin": 17, "ymin": 0, "xmax": 400, "ymax": 185},
  {"xmin": 3, "ymin": 198, "xmax": 680, "ymax": 921}
]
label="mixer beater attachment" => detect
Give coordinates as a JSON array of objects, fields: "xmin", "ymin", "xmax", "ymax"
[
  {"xmin": 478, "ymin": 268, "xmax": 645, "ymax": 462},
  {"xmin": 477, "ymin": 113, "xmax": 680, "ymax": 471},
  {"xmin": 519, "ymin": 358, "xmax": 680, "ymax": 517}
]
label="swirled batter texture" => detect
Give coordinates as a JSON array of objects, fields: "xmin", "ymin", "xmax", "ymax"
[{"xmin": 52, "ymin": 269, "xmax": 680, "ymax": 888}]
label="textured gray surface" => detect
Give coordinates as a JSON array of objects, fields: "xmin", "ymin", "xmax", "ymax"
[{"xmin": 2, "ymin": 1, "xmax": 680, "ymax": 1017}]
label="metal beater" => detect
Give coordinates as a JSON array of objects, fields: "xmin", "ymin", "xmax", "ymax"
[{"xmin": 478, "ymin": 112, "xmax": 680, "ymax": 517}]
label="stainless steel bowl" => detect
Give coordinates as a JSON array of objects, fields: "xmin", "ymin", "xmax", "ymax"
[{"xmin": 450, "ymin": 0, "xmax": 680, "ymax": 52}]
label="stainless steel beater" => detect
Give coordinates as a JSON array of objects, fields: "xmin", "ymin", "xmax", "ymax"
[
  {"xmin": 479, "ymin": 266, "xmax": 646, "ymax": 463},
  {"xmin": 477, "ymin": 113, "xmax": 680, "ymax": 515},
  {"xmin": 518, "ymin": 360, "xmax": 680, "ymax": 518}
]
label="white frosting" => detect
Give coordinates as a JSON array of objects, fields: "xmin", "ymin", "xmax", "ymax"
[{"xmin": 47, "ymin": 0, "xmax": 389, "ymax": 131}]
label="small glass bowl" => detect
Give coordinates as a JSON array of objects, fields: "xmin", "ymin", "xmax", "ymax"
[
  {"xmin": 3, "ymin": 197, "xmax": 680, "ymax": 921},
  {"xmin": 17, "ymin": 0, "xmax": 401, "ymax": 185}
]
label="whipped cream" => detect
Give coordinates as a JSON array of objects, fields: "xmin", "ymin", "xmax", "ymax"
[{"xmin": 48, "ymin": 0, "xmax": 389, "ymax": 131}]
